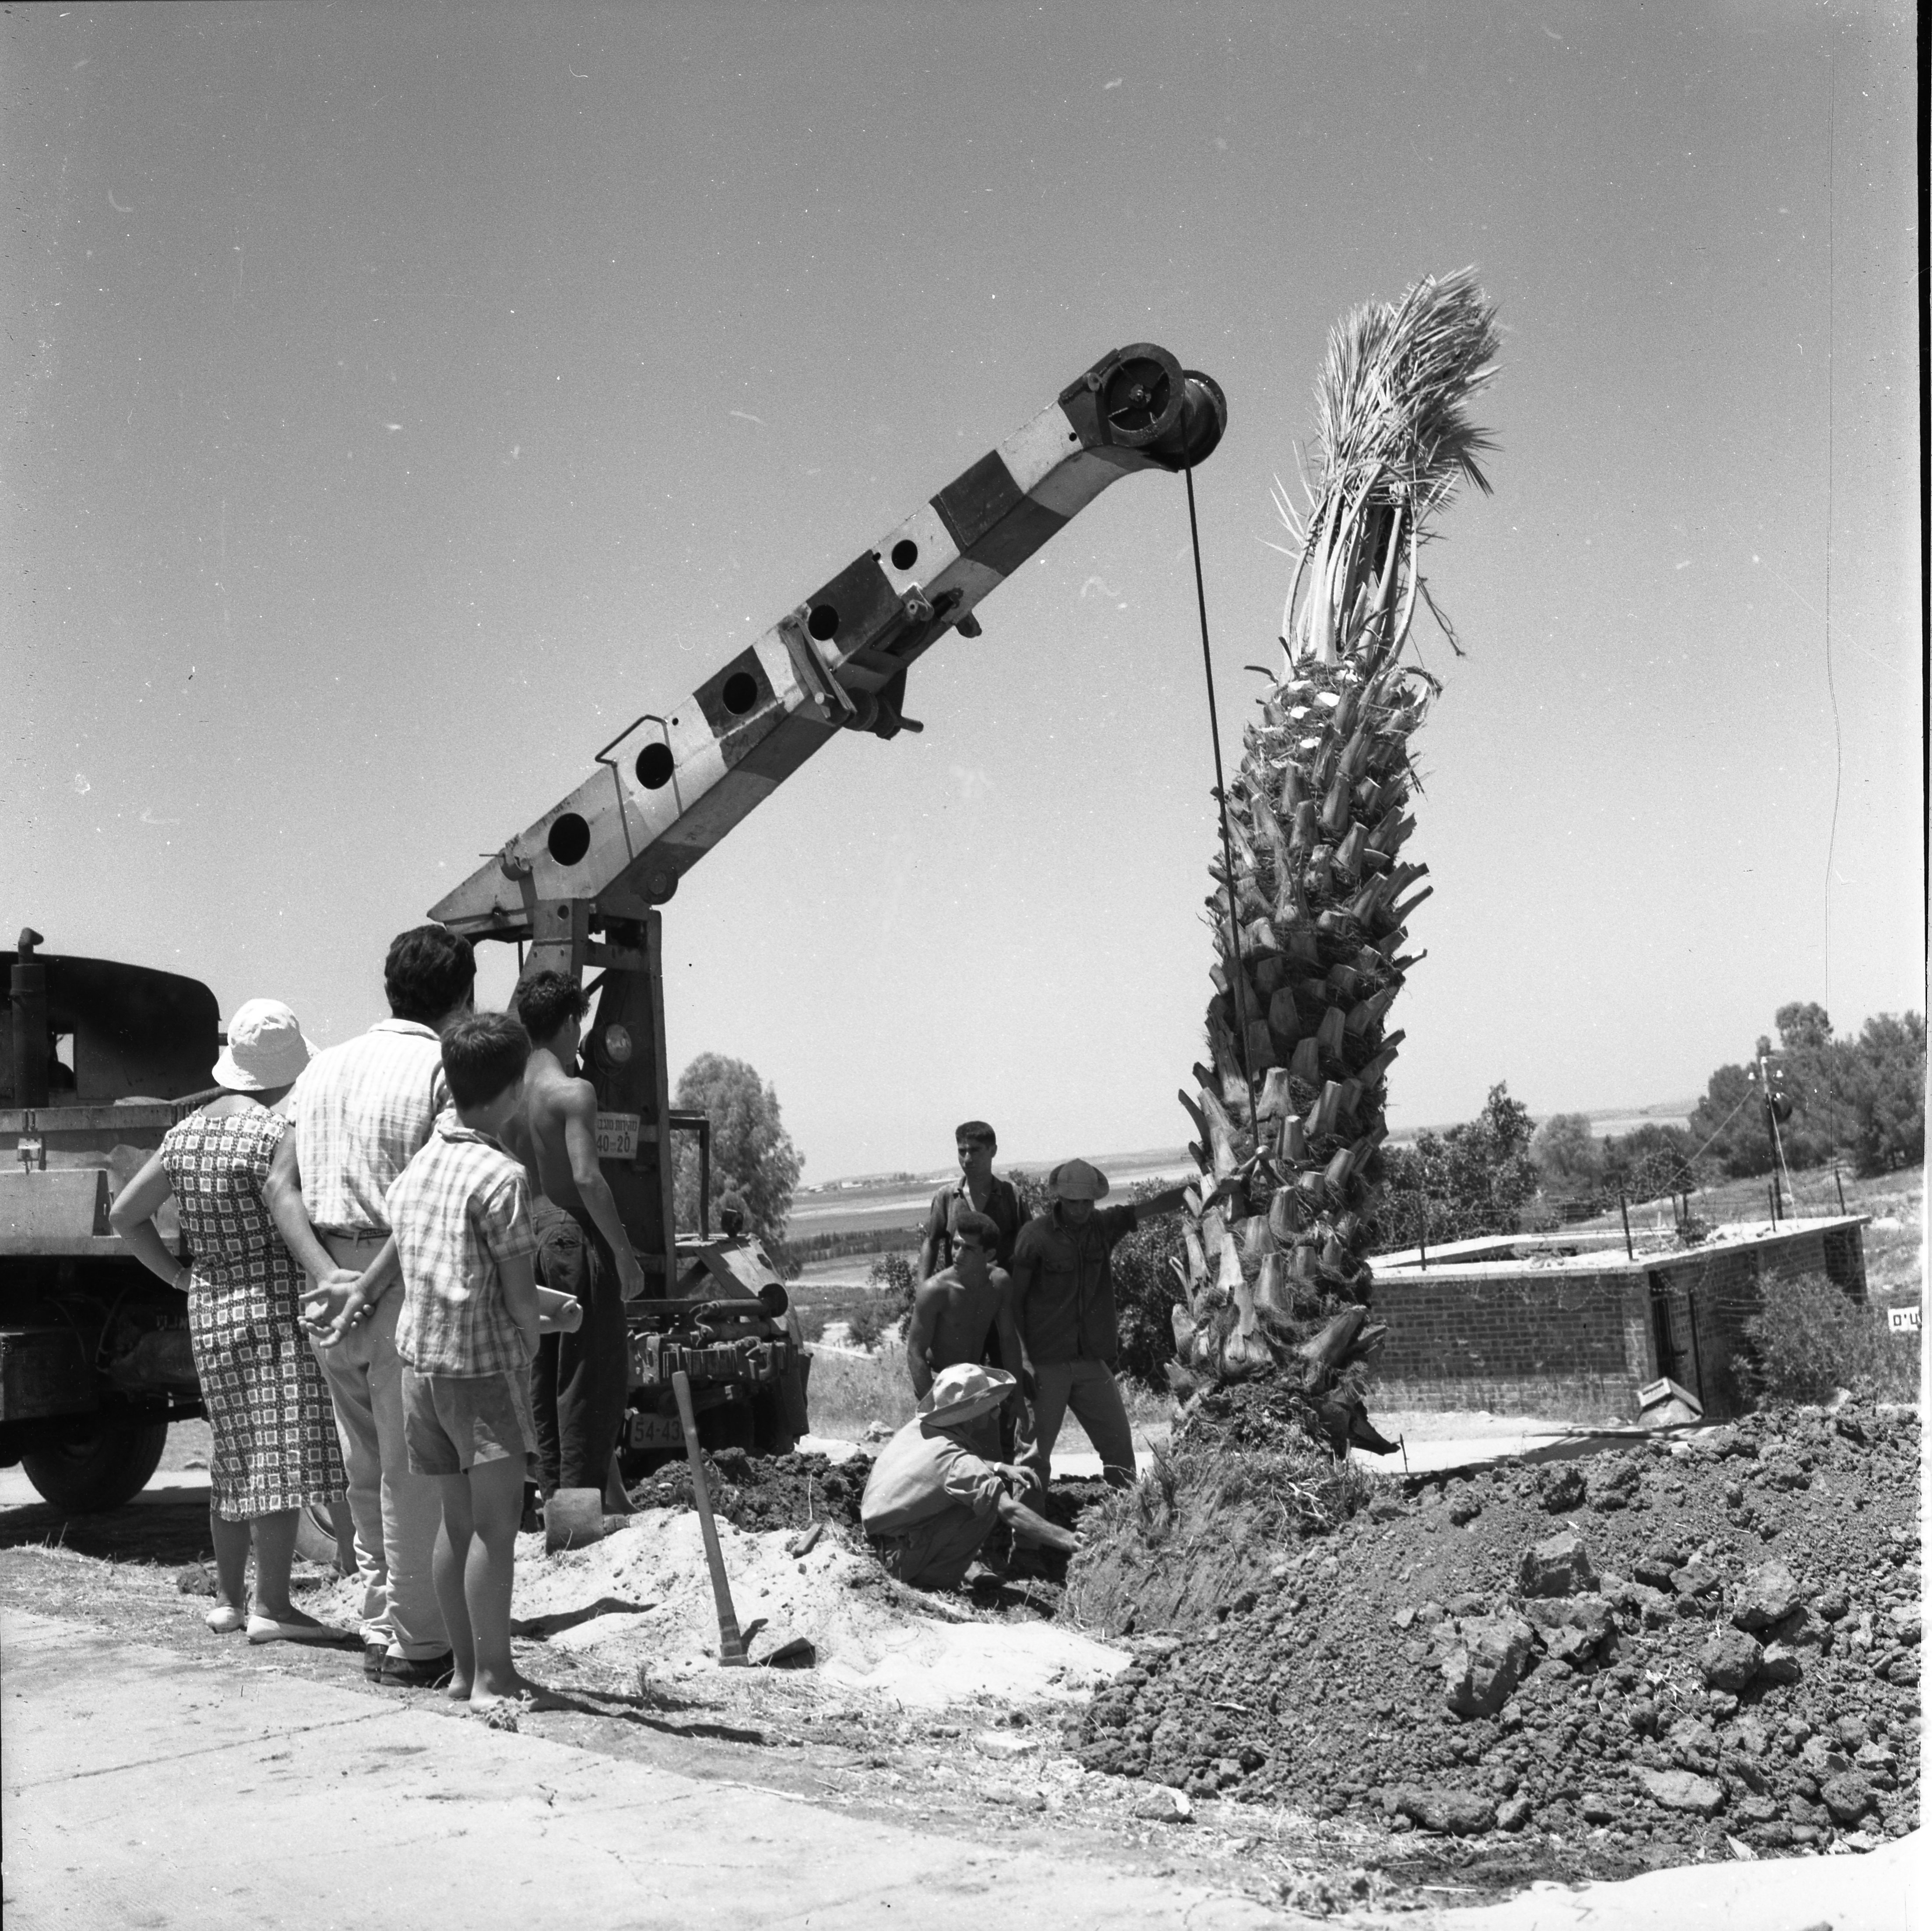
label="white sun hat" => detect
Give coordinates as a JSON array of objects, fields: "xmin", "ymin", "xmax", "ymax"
[
  {"xmin": 917, "ymin": 1362, "xmax": 1017, "ymax": 1428},
  {"xmin": 211, "ymin": 999, "xmax": 314, "ymax": 1092}
]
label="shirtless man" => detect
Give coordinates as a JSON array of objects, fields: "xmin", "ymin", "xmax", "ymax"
[
  {"xmin": 508, "ymin": 972, "xmax": 647, "ymax": 1508},
  {"xmin": 906, "ymin": 1209, "xmax": 1028, "ymax": 1429}
]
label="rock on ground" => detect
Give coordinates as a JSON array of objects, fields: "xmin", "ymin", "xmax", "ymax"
[{"xmin": 1067, "ymin": 1397, "xmax": 1921, "ymax": 1878}]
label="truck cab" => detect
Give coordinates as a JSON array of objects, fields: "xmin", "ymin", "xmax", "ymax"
[{"xmin": 0, "ymin": 933, "xmax": 217, "ymax": 1509}]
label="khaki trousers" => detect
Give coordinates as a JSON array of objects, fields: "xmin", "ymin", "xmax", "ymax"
[
  {"xmin": 307, "ymin": 1234, "xmax": 448, "ymax": 1660},
  {"xmin": 1023, "ymin": 1358, "xmax": 1137, "ymax": 1488}
]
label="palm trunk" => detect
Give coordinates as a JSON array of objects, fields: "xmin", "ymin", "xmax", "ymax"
[{"xmin": 1172, "ymin": 270, "xmax": 1502, "ymax": 1430}]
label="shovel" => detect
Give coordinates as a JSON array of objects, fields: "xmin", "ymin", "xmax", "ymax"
[{"xmin": 671, "ymin": 1370, "xmax": 747, "ymax": 1666}]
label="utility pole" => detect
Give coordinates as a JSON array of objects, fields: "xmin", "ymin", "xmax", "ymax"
[{"xmin": 1750, "ymin": 1051, "xmax": 1797, "ymax": 1218}]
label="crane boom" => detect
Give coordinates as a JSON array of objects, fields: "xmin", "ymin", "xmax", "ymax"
[
  {"xmin": 426, "ymin": 343, "xmax": 1225, "ymax": 1299},
  {"xmin": 431, "ymin": 345, "xmax": 1225, "ymax": 945}
]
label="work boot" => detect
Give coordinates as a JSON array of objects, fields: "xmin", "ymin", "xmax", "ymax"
[{"xmin": 381, "ymin": 1650, "xmax": 455, "ymax": 1690}]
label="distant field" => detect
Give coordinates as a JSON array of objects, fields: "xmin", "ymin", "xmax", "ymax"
[{"xmin": 786, "ymin": 1147, "xmax": 1196, "ymax": 1242}]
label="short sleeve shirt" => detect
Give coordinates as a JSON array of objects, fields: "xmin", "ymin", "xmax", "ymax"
[
  {"xmin": 924, "ymin": 1174, "xmax": 1028, "ymax": 1270},
  {"xmin": 386, "ymin": 1122, "xmax": 537, "ymax": 1377},
  {"xmin": 1010, "ymin": 1202, "xmax": 1139, "ymax": 1367},
  {"xmin": 290, "ymin": 1020, "xmax": 451, "ymax": 1235}
]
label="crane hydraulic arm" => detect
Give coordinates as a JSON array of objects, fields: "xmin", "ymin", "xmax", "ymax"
[{"xmin": 430, "ymin": 343, "xmax": 1225, "ymax": 1290}]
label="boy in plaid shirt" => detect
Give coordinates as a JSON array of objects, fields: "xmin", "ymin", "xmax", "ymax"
[{"xmin": 381, "ymin": 1012, "xmax": 549, "ymax": 1714}]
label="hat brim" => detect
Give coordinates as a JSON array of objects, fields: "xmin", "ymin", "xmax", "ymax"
[
  {"xmin": 211, "ymin": 1036, "xmax": 316, "ymax": 1092},
  {"xmin": 921, "ymin": 1390, "xmax": 1010, "ymax": 1428},
  {"xmin": 1052, "ymin": 1171, "xmax": 1109, "ymax": 1201}
]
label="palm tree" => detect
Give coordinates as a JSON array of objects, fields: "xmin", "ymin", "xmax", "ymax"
[{"xmin": 1171, "ymin": 269, "xmax": 1502, "ymax": 1439}]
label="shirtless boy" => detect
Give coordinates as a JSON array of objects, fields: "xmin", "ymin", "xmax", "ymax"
[
  {"xmin": 508, "ymin": 972, "xmax": 647, "ymax": 1506},
  {"xmin": 906, "ymin": 1209, "xmax": 1027, "ymax": 1427}
]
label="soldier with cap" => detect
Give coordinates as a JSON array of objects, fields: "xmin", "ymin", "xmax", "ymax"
[
  {"xmin": 1007, "ymin": 1158, "xmax": 1197, "ymax": 1489},
  {"xmin": 859, "ymin": 1364, "xmax": 1079, "ymax": 1591}
]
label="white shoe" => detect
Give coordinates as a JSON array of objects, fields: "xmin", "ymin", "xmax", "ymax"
[{"xmin": 205, "ymin": 1604, "xmax": 246, "ymax": 1633}]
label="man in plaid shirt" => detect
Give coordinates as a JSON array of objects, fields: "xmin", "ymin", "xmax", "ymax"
[
  {"xmin": 383, "ymin": 1011, "xmax": 545, "ymax": 1715},
  {"xmin": 267, "ymin": 925, "xmax": 474, "ymax": 1687}
]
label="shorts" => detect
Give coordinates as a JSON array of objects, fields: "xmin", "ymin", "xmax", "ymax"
[{"xmin": 401, "ymin": 1365, "xmax": 537, "ymax": 1476}]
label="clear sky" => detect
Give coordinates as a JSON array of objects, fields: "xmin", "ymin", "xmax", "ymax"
[{"xmin": 5, "ymin": 2, "xmax": 1921, "ymax": 1179}]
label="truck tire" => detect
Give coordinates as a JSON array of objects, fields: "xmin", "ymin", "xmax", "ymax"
[{"xmin": 20, "ymin": 1415, "xmax": 169, "ymax": 1513}]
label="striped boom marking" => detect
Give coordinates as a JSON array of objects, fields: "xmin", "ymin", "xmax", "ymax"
[{"xmin": 433, "ymin": 346, "xmax": 1224, "ymax": 939}]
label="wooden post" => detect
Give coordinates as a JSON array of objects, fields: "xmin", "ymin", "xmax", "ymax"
[
  {"xmin": 1833, "ymin": 1164, "xmax": 1847, "ymax": 1214},
  {"xmin": 1617, "ymin": 1185, "xmax": 1634, "ymax": 1262},
  {"xmin": 1416, "ymin": 1193, "xmax": 1428, "ymax": 1270}
]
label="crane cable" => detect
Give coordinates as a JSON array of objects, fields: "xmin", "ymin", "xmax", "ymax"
[{"xmin": 1183, "ymin": 460, "xmax": 1263, "ymax": 1150}]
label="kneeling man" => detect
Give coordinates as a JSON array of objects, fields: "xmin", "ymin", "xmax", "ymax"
[{"xmin": 860, "ymin": 1364, "xmax": 1079, "ymax": 1591}]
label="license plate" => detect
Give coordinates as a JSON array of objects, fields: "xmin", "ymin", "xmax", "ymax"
[
  {"xmin": 628, "ymin": 1411, "xmax": 684, "ymax": 1450},
  {"xmin": 595, "ymin": 1112, "xmax": 641, "ymax": 1160}
]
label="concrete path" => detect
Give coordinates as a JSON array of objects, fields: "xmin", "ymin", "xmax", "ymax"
[
  {"xmin": 1416, "ymin": 1835, "xmax": 1920, "ymax": 1931},
  {"xmin": 0, "ymin": 1608, "xmax": 1285, "ymax": 1931}
]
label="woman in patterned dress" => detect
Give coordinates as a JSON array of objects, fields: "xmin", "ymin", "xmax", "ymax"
[{"xmin": 109, "ymin": 999, "xmax": 348, "ymax": 1642}]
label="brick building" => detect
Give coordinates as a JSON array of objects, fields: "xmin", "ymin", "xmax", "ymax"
[{"xmin": 1365, "ymin": 1217, "xmax": 1870, "ymax": 1422}]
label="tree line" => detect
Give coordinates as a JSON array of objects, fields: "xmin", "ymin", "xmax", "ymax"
[{"xmin": 1534, "ymin": 1001, "xmax": 1924, "ymax": 1206}]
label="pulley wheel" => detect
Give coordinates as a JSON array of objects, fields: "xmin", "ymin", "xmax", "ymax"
[{"xmin": 1096, "ymin": 343, "xmax": 1185, "ymax": 448}]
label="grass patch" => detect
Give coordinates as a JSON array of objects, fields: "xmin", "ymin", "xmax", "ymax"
[
  {"xmin": 1063, "ymin": 1439, "xmax": 1370, "ymax": 1639},
  {"xmin": 803, "ymin": 1336, "xmax": 918, "ymax": 1439}
]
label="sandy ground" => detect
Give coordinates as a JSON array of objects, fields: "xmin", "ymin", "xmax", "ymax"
[
  {"xmin": 5, "ymin": 1596, "xmax": 1916, "ymax": 1930},
  {"xmin": 1, "ymin": 1409, "xmax": 1917, "ymax": 1927}
]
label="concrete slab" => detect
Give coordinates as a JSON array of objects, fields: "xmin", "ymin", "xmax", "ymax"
[
  {"xmin": 1405, "ymin": 1834, "xmax": 1920, "ymax": 1931},
  {"xmin": 0, "ymin": 1608, "xmax": 1289, "ymax": 1931}
]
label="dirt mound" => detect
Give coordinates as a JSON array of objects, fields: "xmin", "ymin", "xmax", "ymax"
[
  {"xmin": 625, "ymin": 1447, "xmax": 866, "ymax": 1537},
  {"xmin": 1066, "ymin": 1399, "xmax": 1920, "ymax": 1878}
]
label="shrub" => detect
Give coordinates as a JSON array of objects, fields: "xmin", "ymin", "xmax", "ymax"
[
  {"xmin": 1374, "ymin": 1083, "xmax": 1541, "ymax": 1249},
  {"xmin": 844, "ymin": 1251, "xmax": 916, "ymax": 1351},
  {"xmin": 1735, "ymin": 1270, "xmax": 1918, "ymax": 1407}
]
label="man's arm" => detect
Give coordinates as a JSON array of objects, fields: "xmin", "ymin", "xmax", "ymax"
[
  {"xmin": 905, "ymin": 1278, "xmax": 944, "ymax": 1399},
  {"xmin": 915, "ymin": 1189, "xmax": 947, "ymax": 1281},
  {"xmin": 557, "ymin": 1082, "xmax": 648, "ymax": 1298},
  {"xmin": 1129, "ymin": 1182, "xmax": 1193, "ymax": 1224},
  {"xmin": 1005, "ymin": 1245, "xmax": 1036, "ymax": 1390},
  {"xmin": 263, "ymin": 1128, "xmax": 362, "ymax": 1297},
  {"xmin": 307, "ymin": 1238, "xmax": 400, "ymax": 1345},
  {"xmin": 989, "ymin": 1268, "xmax": 1028, "ymax": 1414},
  {"xmin": 996, "ymin": 1484, "xmax": 1081, "ymax": 1554}
]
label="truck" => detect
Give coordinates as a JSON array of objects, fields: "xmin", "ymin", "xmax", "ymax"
[{"xmin": 2, "ymin": 342, "xmax": 1225, "ymax": 1507}]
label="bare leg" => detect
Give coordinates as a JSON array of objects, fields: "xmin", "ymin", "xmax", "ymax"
[
  {"xmin": 432, "ymin": 1474, "xmax": 475, "ymax": 1700},
  {"xmin": 249, "ymin": 1509, "xmax": 321, "ymax": 1625},
  {"xmin": 463, "ymin": 1455, "xmax": 535, "ymax": 1708},
  {"xmin": 209, "ymin": 1506, "xmax": 251, "ymax": 1614}
]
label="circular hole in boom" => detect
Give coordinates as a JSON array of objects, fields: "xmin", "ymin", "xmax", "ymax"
[
  {"xmin": 807, "ymin": 604, "xmax": 839, "ymax": 641},
  {"xmin": 635, "ymin": 742, "xmax": 676, "ymax": 790},
  {"xmin": 546, "ymin": 812, "xmax": 591, "ymax": 867},
  {"xmin": 721, "ymin": 670, "xmax": 759, "ymax": 716},
  {"xmin": 890, "ymin": 538, "xmax": 918, "ymax": 571}
]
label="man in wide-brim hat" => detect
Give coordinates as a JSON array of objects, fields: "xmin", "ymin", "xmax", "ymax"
[
  {"xmin": 1008, "ymin": 1157, "xmax": 1201, "ymax": 1489},
  {"xmin": 859, "ymin": 1364, "xmax": 1079, "ymax": 1591}
]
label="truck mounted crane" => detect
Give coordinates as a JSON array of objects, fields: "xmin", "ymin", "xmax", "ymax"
[{"xmin": 1, "ymin": 343, "xmax": 1225, "ymax": 1498}]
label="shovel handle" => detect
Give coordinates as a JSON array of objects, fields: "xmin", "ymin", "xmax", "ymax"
[{"xmin": 671, "ymin": 1370, "xmax": 747, "ymax": 1666}]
